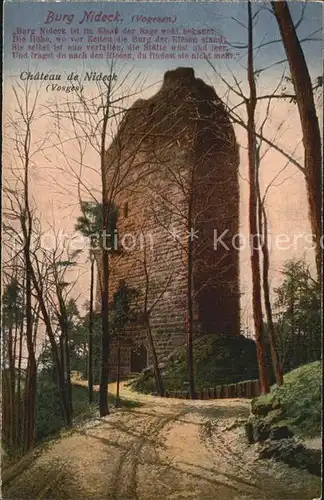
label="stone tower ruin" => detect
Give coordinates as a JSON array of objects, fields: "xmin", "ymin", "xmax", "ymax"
[{"xmin": 101, "ymin": 67, "xmax": 240, "ymax": 378}]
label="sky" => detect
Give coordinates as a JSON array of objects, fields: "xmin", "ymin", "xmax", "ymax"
[{"xmin": 2, "ymin": 1, "xmax": 323, "ymax": 332}]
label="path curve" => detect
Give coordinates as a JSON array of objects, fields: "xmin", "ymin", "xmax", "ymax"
[{"xmin": 2, "ymin": 381, "xmax": 321, "ymax": 499}]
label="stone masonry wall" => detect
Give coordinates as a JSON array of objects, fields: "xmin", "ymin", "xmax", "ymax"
[{"xmin": 99, "ymin": 67, "xmax": 240, "ymax": 378}]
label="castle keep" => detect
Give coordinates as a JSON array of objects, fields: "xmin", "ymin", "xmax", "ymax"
[{"xmin": 100, "ymin": 67, "xmax": 240, "ymax": 378}]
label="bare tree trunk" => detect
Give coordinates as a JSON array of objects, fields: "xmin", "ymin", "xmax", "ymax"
[
  {"xmin": 247, "ymin": 1, "xmax": 270, "ymax": 394},
  {"xmin": 59, "ymin": 336, "xmax": 69, "ymax": 424},
  {"xmin": 2, "ymin": 370, "xmax": 11, "ymax": 450},
  {"xmin": 59, "ymin": 318, "xmax": 73, "ymax": 427},
  {"xmin": 261, "ymin": 207, "xmax": 283, "ymax": 385},
  {"xmin": 22, "ymin": 128, "xmax": 37, "ymax": 450},
  {"xmin": 99, "ymin": 77, "xmax": 112, "ymax": 416},
  {"xmin": 187, "ymin": 180, "xmax": 195, "ymax": 400},
  {"xmin": 145, "ymin": 318, "xmax": 164, "ymax": 397},
  {"xmin": 28, "ymin": 260, "xmax": 69, "ymax": 425},
  {"xmin": 100, "ymin": 214, "xmax": 110, "ymax": 416},
  {"xmin": 64, "ymin": 329, "xmax": 73, "ymax": 424},
  {"xmin": 141, "ymin": 243, "xmax": 165, "ymax": 397},
  {"xmin": 32, "ymin": 303, "xmax": 41, "ymax": 351},
  {"xmin": 22, "ymin": 359, "xmax": 29, "ymax": 450},
  {"xmin": 7, "ymin": 326, "xmax": 15, "ymax": 450},
  {"xmin": 88, "ymin": 256, "xmax": 95, "ymax": 404},
  {"xmin": 16, "ymin": 294, "xmax": 24, "ymax": 449},
  {"xmin": 12, "ymin": 318, "xmax": 19, "ymax": 449},
  {"xmin": 271, "ymin": 0, "xmax": 322, "ymax": 281},
  {"xmin": 255, "ymin": 148, "xmax": 283, "ymax": 386},
  {"xmin": 24, "ymin": 271, "xmax": 37, "ymax": 451},
  {"xmin": 63, "ymin": 312, "xmax": 73, "ymax": 423},
  {"xmin": 290, "ymin": 297, "xmax": 295, "ymax": 367},
  {"xmin": 115, "ymin": 336, "xmax": 121, "ymax": 408}
]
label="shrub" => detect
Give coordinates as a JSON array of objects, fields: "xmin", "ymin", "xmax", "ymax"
[{"xmin": 131, "ymin": 334, "xmax": 266, "ymax": 393}]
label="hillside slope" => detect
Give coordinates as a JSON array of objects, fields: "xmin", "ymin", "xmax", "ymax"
[
  {"xmin": 251, "ymin": 361, "xmax": 321, "ymax": 437},
  {"xmin": 247, "ymin": 362, "xmax": 321, "ymax": 476},
  {"xmin": 131, "ymin": 334, "xmax": 269, "ymax": 394}
]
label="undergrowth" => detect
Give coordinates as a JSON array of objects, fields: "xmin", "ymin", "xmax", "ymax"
[{"xmin": 252, "ymin": 361, "xmax": 321, "ymax": 437}]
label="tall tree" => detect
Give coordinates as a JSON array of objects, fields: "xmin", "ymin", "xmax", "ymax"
[
  {"xmin": 259, "ymin": 206, "xmax": 283, "ymax": 386},
  {"xmin": 247, "ymin": 1, "xmax": 270, "ymax": 394},
  {"xmin": 254, "ymin": 110, "xmax": 283, "ymax": 387},
  {"xmin": 4, "ymin": 81, "xmax": 42, "ymax": 450},
  {"xmin": 3, "ymin": 187, "xmax": 75, "ymax": 434},
  {"xmin": 75, "ymin": 201, "xmax": 102, "ymax": 404},
  {"xmin": 271, "ymin": 1, "xmax": 322, "ymax": 280},
  {"xmin": 75, "ymin": 200, "xmax": 117, "ymax": 404},
  {"xmin": 1, "ymin": 276, "xmax": 24, "ymax": 451},
  {"xmin": 140, "ymin": 238, "xmax": 168, "ymax": 398}
]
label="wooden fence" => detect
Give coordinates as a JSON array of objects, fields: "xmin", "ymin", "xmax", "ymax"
[{"xmin": 164, "ymin": 379, "xmax": 261, "ymax": 400}]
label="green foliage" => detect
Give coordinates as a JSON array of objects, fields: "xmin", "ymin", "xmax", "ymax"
[
  {"xmin": 253, "ymin": 361, "xmax": 321, "ymax": 437},
  {"xmin": 35, "ymin": 371, "xmax": 139, "ymax": 442},
  {"xmin": 132, "ymin": 334, "xmax": 261, "ymax": 393},
  {"xmin": 75, "ymin": 200, "xmax": 118, "ymax": 250},
  {"xmin": 273, "ymin": 259, "xmax": 321, "ymax": 372},
  {"xmin": 66, "ymin": 282, "xmax": 139, "ymax": 384},
  {"xmin": 75, "ymin": 201, "xmax": 103, "ymax": 239},
  {"xmin": 36, "ymin": 372, "xmax": 63, "ymax": 441},
  {"xmin": 38, "ymin": 298, "xmax": 84, "ymax": 374},
  {"xmin": 2, "ymin": 278, "xmax": 24, "ymax": 329},
  {"xmin": 110, "ymin": 282, "xmax": 139, "ymax": 336},
  {"xmin": 70, "ymin": 311, "xmax": 102, "ymax": 383}
]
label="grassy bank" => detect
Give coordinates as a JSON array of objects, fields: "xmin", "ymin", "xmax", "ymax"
[
  {"xmin": 247, "ymin": 361, "xmax": 321, "ymax": 476},
  {"xmin": 251, "ymin": 361, "xmax": 321, "ymax": 438},
  {"xmin": 36, "ymin": 379, "xmax": 139, "ymax": 442}
]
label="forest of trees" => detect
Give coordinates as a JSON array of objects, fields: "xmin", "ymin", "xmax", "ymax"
[{"xmin": 1, "ymin": 1, "xmax": 322, "ymax": 458}]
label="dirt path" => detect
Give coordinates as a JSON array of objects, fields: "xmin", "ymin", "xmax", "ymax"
[{"xmin": 2, "ymin": 382, "xmax": 321, "ymax": 500}]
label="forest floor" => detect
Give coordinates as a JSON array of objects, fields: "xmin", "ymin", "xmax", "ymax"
[{"xmin": 2, "ymin": 381, "xmax": 321, "ymax": 500}]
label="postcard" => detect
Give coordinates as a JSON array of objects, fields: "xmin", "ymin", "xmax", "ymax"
[{"xmin": 1, "ymin": 1, "xmax": 322, "ymax": 499}]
